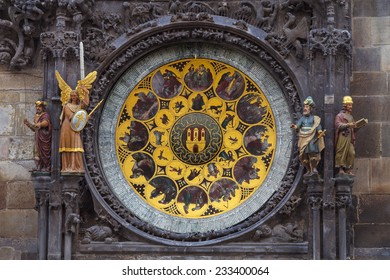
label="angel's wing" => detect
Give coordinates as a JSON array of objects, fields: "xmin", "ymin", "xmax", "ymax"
[
  {"xmin": 55, "ymin": 70, "xmax": 73, "ymax": 106},
  {"xmin": 76, "ymin": 71, "xmax": 97, "ymax": 101}
]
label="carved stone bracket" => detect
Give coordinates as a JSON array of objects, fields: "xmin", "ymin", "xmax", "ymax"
[
  {"xmin": 31, "ymin": 174, "xmax": 52, "ymax": 260},
  {"xmin": 32, "ymin": 174, "xmax": 51, "ymax": 210},
  {"xmin": 40, "ymin": 31, "xmax": 79, "ymax": 60},
  {"xmin": 334, "ymin": 173, "xmax": 354, "ymax": 209},
  {"xmin": 304, "ymin": 173, "xmax": 323, "ymax": 259},
  {"xmin": 304, "ymin": 174, "xmax": 324, "ymax": 210},
  {"xmin": 62, "ymin": 175, "xmax": 82, "ymax": 233},
  {"xmin": 309, "ymin": 27, "xmax": 351, "ymax": 57},
  {"xmin": 334, "ymin": 173, "xmax": 354, "ymax": 259},
  {"xmin": 61, "ymin": 174, "xmax": 83, "ymax": 259}
]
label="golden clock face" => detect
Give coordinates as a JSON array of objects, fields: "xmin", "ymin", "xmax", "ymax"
[{"xmin": 115, "ymin": 58, "xmax": 276, "ymax": 219}]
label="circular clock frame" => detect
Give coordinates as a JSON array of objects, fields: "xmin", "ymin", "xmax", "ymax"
[{"xmin": 83, "ymin": 24, "xmax": 302, "ymax": 246}]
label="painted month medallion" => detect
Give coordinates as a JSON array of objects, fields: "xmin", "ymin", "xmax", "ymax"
[{"xmin": 114, "ymin": 58, "xmax": 277, "ymax": 219}]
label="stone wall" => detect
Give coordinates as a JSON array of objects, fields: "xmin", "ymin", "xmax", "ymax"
[
  {"xmin": 351, "ymin": 0, "xmax": 390, "ymax": 259},
  {"xmin": 0, "ymin": 65, "xmax": 43, "ymax": 259}
]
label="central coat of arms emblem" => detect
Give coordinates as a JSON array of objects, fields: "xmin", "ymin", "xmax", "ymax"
[
  {"xmin": 171, "ymin": 112, "xmax": 222, "ymax": 165},
  {"xmin": 185, "ymin": 126, "xmax": 206, "ymax": 153}
]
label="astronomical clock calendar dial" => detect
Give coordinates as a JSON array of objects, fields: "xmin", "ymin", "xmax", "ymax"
[
  {"xmin": 115, "ymin": 58, "xmax": 276, "ymax": 218},
  {"xmin": 97, "ymin": 44, "xmax": 293, "ymax": 238}
]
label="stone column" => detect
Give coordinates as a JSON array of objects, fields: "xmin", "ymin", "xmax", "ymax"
[
  {"xmin": 309, "ymin": 0, "xmax": 352, "ymax": 259},
  {"xmin": 304, "ymin": 174, "xmax": 323, "ymax": 260},
  {"xmin": 334, "ymin": 174, "xmax": 354, "ymax": 260},
  {"xmin": 40, "ymin": 4, "xmax": 81, "ymax": 260},
  {"xmin": 47, "ymin": 179, "xmax": 63, "ymax": 260},
  {"xmin": 62, "ymin": 174, "xmax": 82, "ymax": 260},
  {"xmin": 32, "ymin": 173, "xmax": 52, "ymax": 260}
]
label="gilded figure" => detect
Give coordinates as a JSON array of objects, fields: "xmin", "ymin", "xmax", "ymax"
[{"xmin": 55, "ymin": 70, "xmax": 97, "ymax": 173}]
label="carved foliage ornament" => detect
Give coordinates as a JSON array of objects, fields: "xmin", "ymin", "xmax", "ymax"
[
  {"xmin": 3, "ymin": 1, "xmax": 352, "ymax": 69},
  {"xmin": 0, "ymin": 0, "xmax": 49, "ymax": 69},
  {"xmin": 309, "ymin": 27, "xmax": 351, "ymax": 57}
]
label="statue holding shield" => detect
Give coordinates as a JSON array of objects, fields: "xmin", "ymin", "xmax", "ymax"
[{"xmin": 56, "ymin": 70, "xmax": 97, "ymax": 173}]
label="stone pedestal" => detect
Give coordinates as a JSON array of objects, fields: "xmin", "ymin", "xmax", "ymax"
[
  {"xmin": 62, "ymin": 174, "xmax": 83, "ymax": 260},
  {"xmin": 334, "ymin": 174, "xmax": 354, "ymax": 260},
  {"xmin": 32, "ymin": 173, "xmax": 52, "ymax": 260},
  {"xmin": 304, "ymin": 174, "xmax": 323, "ymax": 260}
]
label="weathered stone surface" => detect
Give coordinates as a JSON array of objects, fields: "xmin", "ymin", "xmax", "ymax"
[
  {"xmin": 0, "ymin": 72, "xmax": 43, "ymax": 91},
  {"xmin": 371, "ymin": 17, "xmax": 390, "ymax": 45},
  {"xmin": 0, "ymin": 161, "xmax": 31, "ymax": 181},
  {"xmin": 0, "ymin": 182, "xmax": 6, "ymax": 210},
  {"xmin": 352, "ymin": 48, "xmax": 381, "ymax": 72},
  {"xmin": 352, "ymin": 18, "xmax": 372, "ymax": 48},
  {"xmin": 353, "ymin": 0, "xmax": 390, "ymax": 17},
  {"xmin": 371, "ymin": 158, "xmax": 390, "ymax": 193},
  {"xmin": 352, "ymin": 158, "xmax": 370, "ymax": 194},
  {"xmin": 6, "ymin": 181, "xmax": 35, "ymax": 209},
  {"xmin": 354, "ymin": 122, "xmax": 381, "ymax": 158},
  {"xmin": 354, "ymin": 224, "xmax": 390, "ymax": 248},
  {"xmin": 0, "ymin": 138, "xmax": 10, "ymax": 160},
  {"xmin": 351, "ymin": 72, "xmax": 388, "ymax": 96},
  {"xmin": 358, "ymin": 194, "xmax": 390, "ymax": 223},
  {"xmin": 0, "ymin": 105, "xmax": 15, "ymax": 136},
  {"xmin": 0, "ymin": 238, "xmax": 37, "ymax": 260},
  {"xmin": 382, "ymin": 124, "xmax": 390, "ymax": 157},
  {"xmin": 20, "ymin": 92, "xmax": 44, "ymax": 103},
  {"xmin": 9, "ymin": 138, "xmax": 34, "ymax": 161},
  {"xmin": 354, "ymin": 248, "xmax": 390, "ymax": 260},
  {"xmin": 0, "ymin": 209, "xmax": 38, "ymax": 238},
  {"xmin": 0, "ymin": 92, "xmax": 19, "ymax": 103},
  {"xmin": 381, "ymin": 46, "xmax": 390, "ymax": 72},
  {"xmin": 16, "ymin": 104, "xmax": 35, "ymax": 137},
  {"xmin": 352, "ymin": 96, "xmax": 390, "ymax": 123},
  {"xmin": 0, "ymin": 246, "xmax": 22, "ymax": 260}
]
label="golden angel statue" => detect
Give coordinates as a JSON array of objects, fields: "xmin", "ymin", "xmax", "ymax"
[{"xmin": 55, "ymin": 70, "xmax": 97, "ymax": 173}]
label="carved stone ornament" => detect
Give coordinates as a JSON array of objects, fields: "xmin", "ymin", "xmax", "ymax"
[
  {"xmin": 1, "ymin": 1, "xmax": 350, "ymax": 70},
  {"xmin": 309, "ymin": 27, "xmax": 351, "ymax": 57},
  {"xmin": 81, "ymin": 225, "xmax": 115, "ymax": 244},
  {"xmin": 82, "ymin": 22, "xmax": 303, "ymax": 245},
  {"xmin": 0, "ymin": 0, "xmax": 52, "ymax": 69},
  {"xmin": 253, "ymin": 223, "xmax": 304, "ymax": 243},
  {"xmin": 279, "ymin": 195, "xmax": 303, "ymax": 215}
]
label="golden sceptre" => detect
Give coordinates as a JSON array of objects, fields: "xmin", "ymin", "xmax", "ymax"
[{"xmin": 88, "ymin": 99, "xmax": 104, "ymax": 118}]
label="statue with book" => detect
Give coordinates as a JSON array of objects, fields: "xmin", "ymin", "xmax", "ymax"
[{"xmin": 335, "ymin": 96, "xmax": 368, "ymax": 175}]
